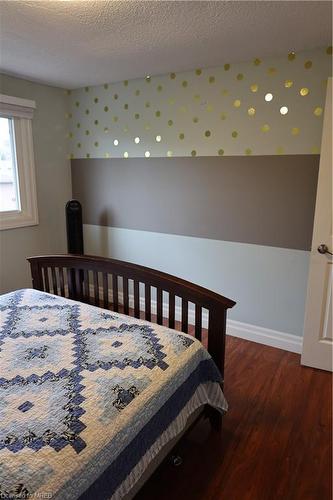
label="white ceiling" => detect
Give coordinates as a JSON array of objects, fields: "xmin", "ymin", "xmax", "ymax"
[{"xmin": 0, "ymin": 0, "xmax": 332, "ymax": 89}]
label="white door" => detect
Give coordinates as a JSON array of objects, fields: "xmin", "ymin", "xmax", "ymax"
[{"xmin": 301, "ymin": 78, "xmax": 332, "ymax": 371}]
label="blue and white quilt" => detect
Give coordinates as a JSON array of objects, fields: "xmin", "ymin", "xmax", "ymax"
[{"xmin": 0, "ymin": 289, "xmax": 227, "ymax": 499}]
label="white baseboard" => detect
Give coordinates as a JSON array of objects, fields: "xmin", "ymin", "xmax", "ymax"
[
  {"xmin": 226, "ymin": 319, "xmax": 302, "ymax": 354},
  {"xmin": 90, "ymin": 286, "xmax": 303, "ymax": 354}
]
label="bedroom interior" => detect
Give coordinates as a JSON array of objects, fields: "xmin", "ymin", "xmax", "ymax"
[{"xmin": 0, "ymin": 1, "xmax": 332, "ymax": 499}]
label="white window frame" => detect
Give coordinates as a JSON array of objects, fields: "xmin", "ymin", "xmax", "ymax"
[{"xmin": 0, "ymin": 94, "xmax": 38, "ymax": 230}]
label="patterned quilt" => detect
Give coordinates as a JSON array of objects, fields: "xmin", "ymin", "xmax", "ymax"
[{"xmin": 0, "ymin": 289, "xmax": 227, "ymax": 500}]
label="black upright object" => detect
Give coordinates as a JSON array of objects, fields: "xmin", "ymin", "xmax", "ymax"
[{"xmin": 66, "ymin": 200, "xmax": 84, "ymax": 255}]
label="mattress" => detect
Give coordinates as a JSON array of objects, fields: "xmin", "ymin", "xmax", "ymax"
[{"xmin": 0, "ymin": 288, "xmax": 227, "ymax": 499}]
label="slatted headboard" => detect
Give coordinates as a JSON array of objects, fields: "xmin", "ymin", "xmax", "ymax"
[{"xmin": 28, "ymin": 254, "xmax": 235, "ymax": 382}]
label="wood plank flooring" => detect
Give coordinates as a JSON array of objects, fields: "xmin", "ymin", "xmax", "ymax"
[{"xmin": 135, "ymin": 336, "xmax": 332, "ymax": 500}]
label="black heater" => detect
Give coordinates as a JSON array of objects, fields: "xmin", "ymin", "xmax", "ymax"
[{"xmin": 66, "ymin": 200, "xmax": 84, "ymax": 255}]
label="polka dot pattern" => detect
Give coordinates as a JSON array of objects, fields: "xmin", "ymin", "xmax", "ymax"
[
  {"xmin": 300, "ymin": 88, "xmax": 309, "ymax": 96},
  {"xmin": 68, "ymin": 47, "xmax": 330, "ymax": 158}
]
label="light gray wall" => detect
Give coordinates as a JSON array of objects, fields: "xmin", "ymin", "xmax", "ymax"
[
  {"xmin": 84, "ymin": 225, "xmax": 310, "ymax": 336},
  {"xmin": 0, "ymin": 74, "xmax": 71, "ymax": 292}
]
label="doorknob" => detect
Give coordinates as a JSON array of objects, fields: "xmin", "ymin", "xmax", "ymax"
[{"xmin": 317, "ymin": 244, "xmax": 333, "ymax": 255}]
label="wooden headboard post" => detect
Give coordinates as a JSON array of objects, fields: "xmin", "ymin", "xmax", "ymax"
[
  {"xmin": 29, "ymin": 259, "xmax": 43, "ymax": 291},
  {"xmin": 28, "ymin": 254, "xmax": 235, "ymax": 383},
  {"xmin": 208, "ymin": 307, "xmax": 227, "ymax": 384}
]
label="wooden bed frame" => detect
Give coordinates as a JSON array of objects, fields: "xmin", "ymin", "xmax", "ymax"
[{"xmin": 28, "ymin": 253, "xmax": 235, "ymax": 389}]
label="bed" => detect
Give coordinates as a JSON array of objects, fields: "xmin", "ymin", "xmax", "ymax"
[{"xmin": 0, "ymin": 254, "xmax": 235, "ymax": 499}]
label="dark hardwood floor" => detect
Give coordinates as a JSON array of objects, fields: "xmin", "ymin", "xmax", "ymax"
[{"xmin": 135, "ymin": 335, "xmax": 332, "ymax": 500}]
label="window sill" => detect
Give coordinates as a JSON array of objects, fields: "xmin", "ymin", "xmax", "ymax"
[{"xmin": 0, "ymin": 209, "xmax": 39, "ymax": 231}]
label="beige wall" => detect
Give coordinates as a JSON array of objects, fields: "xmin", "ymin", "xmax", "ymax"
[{"xmin": 0, "ymin": 74, "xmax": 71, "ymax": 292}]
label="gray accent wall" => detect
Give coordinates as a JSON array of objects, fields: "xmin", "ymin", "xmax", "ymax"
[{"xmin": 72, "ymin": 155, "xmax": 319, "ymax": 251}]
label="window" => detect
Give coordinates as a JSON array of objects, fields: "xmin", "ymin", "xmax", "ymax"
[
  {"xmin": 0, "ymin": 117, "xmax": 20, "ymax": 212},
  {"xmin": 0, "ymin": 94, "xmax": 38, "ymax": 230}
]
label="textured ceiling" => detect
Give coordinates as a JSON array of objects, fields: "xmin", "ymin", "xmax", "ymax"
[{"xmin": 0, "ymin": 0, "xmax": 332, "ymax": 89}]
